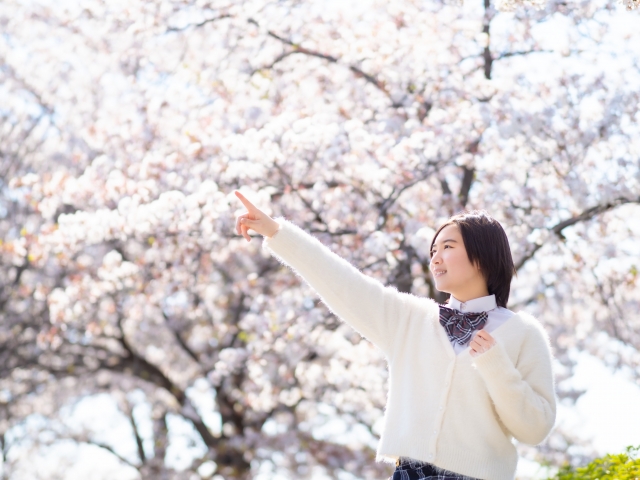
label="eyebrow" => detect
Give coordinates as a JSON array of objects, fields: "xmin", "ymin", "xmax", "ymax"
[
  {"xmin": 432, "ymin": 239, "xmax": 458, "ymax": 247},
  {"xmin": 430, "ymin": 239, "xmax": 457, "ymax": 252}
]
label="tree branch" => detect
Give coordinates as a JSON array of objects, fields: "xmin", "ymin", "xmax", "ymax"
[
  {"xmin": 126, "ymin": 404, "xmax": 146, "ymax": 465},
  {"xmin": 494, "ymin": 49, "xmax": 554, "ymax": 60},
  {"xmin": 163, "ymin": 311, "xmax": 200, "ymax": 364},
  {"xmin": 40, "ymin": 433, "xmax": 140, "ymax": 469},
  {"xmin": 166, "ymin": 14, "xmax": 231, "ymax": 32},
  {"xmin": 440, "ymin": 178, "xmax": 452, "ymax": 196},
  {"xmin": 0, "ymin": 431, "xmax": 8, "ymax": 480},
  {"xmin": 250, "ymin": 50, "xmax": 297, "ymax": 75},
  {"xmin": 458, "ymin": 165, "xmax": 475, "ymax": 208},
  {"xmin": 246, "ymin": 18, "xmax": 395, "ymax": 103},
  {"xmin": 152, "ymin": 412, "xmax": 168, "ymax": 464},
  {"xmin": 168, "ymin": 14, "xmax": 394, "ymax": 102},
  {"xmin": 375, "ymin": 161, "xmax": 443, "ymax": 229},
  {"xmin": 514, "ymin": 195, "xmax": 640, "ymax": 271},
  {"xmin": 549, "ymin": 196, "xmax": 639, "ymax": 233},
  {"xmin": 104, "ymin": 307, "xmax": 222, "ymax": 450},
  {"xmin": 272, "ymin": 161, "xmax": 327, "ymax": 226},
  {"xmin": 308, "ymin": 228, "xmax": 358, "ymax": 236},
  {"xmin": 482, "ymin": 0, "xmax": 493, "ymax": 80},
  {"xmin": 87, "ymin": 439, "xmax": 140, "ymax": 469}
]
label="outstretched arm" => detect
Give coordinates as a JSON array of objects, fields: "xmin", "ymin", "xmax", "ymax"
[{"xmin": 233, "ymin": 191, "xmax": 437, "ymax": 356}]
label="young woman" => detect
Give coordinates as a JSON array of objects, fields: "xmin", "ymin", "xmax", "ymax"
[{"xmin": 234, "ymin": 191, "xmax": 556, "ymax": 480}]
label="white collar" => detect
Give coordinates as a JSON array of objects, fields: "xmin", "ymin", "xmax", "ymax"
[{"xmin": 447, "ymin": 294, "xmax": 497, "ymax": 313}]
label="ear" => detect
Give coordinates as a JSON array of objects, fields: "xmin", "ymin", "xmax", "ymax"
[{"xmin": 475, "ymin": 262, "xmax": 488, "ymax": 281}]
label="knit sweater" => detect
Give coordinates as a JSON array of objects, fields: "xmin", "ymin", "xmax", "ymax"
[{"xmin": 263, "ymin": 219, "xmax": 557, "ymax": 480}]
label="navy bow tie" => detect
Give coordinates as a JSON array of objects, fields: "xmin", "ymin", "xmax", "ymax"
[{"xmin": 438, "ymin": 305, "xmax": 488, "ymax": 346}]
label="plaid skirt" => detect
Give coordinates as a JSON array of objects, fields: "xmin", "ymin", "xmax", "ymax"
[{"xmin": 390, "ymin": 457, "xmax": 482, "ymax": 480}]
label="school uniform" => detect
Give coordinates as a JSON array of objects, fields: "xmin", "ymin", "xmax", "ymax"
[{"xmin": 264, "ymin": 219, "xmax": 557, "ymax": 480}]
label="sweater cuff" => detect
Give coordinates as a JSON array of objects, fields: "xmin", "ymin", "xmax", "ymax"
[
  {"xmin": 471, "ymin": 339, "xmax": 514, "ymax": 375},
  {"xmin": 262, "ymin": 218, "xmax": 295, "ymax": 254}
]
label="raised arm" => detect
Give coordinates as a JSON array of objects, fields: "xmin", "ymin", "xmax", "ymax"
[{"xmin": 234, "ymin": 191, "xmax": 437, "ymax": 357}]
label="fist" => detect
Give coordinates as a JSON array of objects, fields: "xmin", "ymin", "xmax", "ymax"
[{"xmin": 469, "ymin": 329, "xmax": 496, "ymax": 357}]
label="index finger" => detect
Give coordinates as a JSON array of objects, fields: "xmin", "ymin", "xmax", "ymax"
[{"xmin": 235, "ymin": 190, "xmax": 260, "ymax": 213}]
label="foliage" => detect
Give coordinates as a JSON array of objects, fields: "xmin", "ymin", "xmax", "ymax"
[
  {"xmin": 0, "ymin": 0, "xmax": 639, "ymax": 478},
  {"xmin": 549, "ymin": 445, "xmax": 640, "ymax": 480}
]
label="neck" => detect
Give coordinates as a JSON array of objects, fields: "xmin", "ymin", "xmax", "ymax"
[{"xmin": 450, "ymin": 290, "xmax": 490, "ymax": 304}]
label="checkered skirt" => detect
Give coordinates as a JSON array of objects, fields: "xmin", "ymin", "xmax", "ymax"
[{"xmin": 390, "ymin": 457, "xmax": 481, "ymax": 480}]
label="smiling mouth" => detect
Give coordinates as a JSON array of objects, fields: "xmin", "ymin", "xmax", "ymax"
[{"xmin": 434, "ymin": 270, "xmax": 447, "ymax": 277}]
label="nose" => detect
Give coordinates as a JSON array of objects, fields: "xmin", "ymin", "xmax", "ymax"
[{"xmin": 430, "ymin": 251, "xmax": 441, "ymax": 266}]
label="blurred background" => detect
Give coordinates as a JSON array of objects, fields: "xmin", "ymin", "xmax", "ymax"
[{"xmin": 0, "ymin": 0, "xmax": 639, "ymax": 478}]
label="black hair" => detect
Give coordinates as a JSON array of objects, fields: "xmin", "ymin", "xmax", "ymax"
[{"xmin": 429, "ymin": 210, "xmax": 516, "ymax": 308}]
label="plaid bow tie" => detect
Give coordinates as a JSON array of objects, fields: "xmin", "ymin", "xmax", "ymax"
[{"xmin": 439, "ymin": 305, "xmax": 488, "ymax": 346}]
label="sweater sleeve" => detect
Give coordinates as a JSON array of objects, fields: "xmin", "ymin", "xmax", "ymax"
[
  {"xmin": 471, "ymin": 319, "xmax": 557, "ymax": 445},
  {"xmin": 262, "ymin": 219, "xmax": 435, "ymax": 357}
]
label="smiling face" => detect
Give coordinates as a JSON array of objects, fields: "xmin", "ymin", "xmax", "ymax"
[{"xmin": 429, "ymin": 224, "xmax": 489, "ymax": 302}]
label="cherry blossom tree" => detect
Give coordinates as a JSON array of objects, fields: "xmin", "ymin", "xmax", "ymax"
[{"xmin": 1, "ymin": 0, "xmax": 639, "ymax": 478}]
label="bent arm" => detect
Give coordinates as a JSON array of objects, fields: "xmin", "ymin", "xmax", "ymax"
[
  {"xmin": 263, "ymin": 219, "xmax": 436, "ymax": 357},
  {"xmin": 472, "ymin": 322, "xmax": 557, "ymax": 445}
]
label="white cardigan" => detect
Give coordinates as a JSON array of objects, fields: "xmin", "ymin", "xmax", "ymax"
[{"xmin": 263, "ymin": 219, "xmax": 557, "ymax": 480}]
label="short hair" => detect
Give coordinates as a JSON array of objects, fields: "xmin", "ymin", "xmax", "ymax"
[{"xmin": 429, "ymin": 210, "xmax": 516, "ymax": 308}]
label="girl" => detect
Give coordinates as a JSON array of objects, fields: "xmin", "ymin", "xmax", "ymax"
[{"xmin": 234, "ymin": 191, "xmax": 556, "ymax": 480}]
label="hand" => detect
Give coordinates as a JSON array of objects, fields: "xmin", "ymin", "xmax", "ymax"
[
  {"xmin": 234, "ymin": 191, "xmax": 280, "ymax": 242},
  {"xmin": 469, "ymin": 329, "xmax": 496, "ymax": 357}
]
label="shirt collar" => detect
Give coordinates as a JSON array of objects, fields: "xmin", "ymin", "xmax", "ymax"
[{"xmin": 447, "ymin": 294, "xmax": 497, "ymax": 313}]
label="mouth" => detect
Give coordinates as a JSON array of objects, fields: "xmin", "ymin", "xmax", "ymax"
[{"xmin": 433, "ymin": 270, "xmax": 447, "ymax": 277}]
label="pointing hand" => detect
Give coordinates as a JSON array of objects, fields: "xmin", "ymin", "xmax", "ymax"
[{"xmin": 234, "ymin": 191, "xmax": 280, "ymax": 242}]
